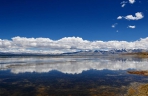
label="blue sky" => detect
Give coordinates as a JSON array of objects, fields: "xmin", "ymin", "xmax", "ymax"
[
  {"xmin": 0, "ymin": 0, "xmax": 148, "ymax": 41},
  {"xmin": 0, "ymin": 0, "xmax": 148, "ymax": 53}
]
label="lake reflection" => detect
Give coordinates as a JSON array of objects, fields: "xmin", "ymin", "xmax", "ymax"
[{"xmin": 1, "ymin": 56, "xmax": 148, "ymax": 96}]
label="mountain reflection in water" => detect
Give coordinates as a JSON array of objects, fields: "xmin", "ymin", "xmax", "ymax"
[{"xmin": 0, "ymin": 56, "xmax": 148, "ymax": 96}]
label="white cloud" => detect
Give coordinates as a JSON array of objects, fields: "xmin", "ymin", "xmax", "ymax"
[
  {"xmin": 129, "ymin": 0, "xmax": 135, "ymax": 4},
  {"xmin": 121, "ymin": 3, "xmax": 126, "ymax": 7},
  {"xmin": 120, "ymin": 0, "xmax": 135, "ymax": 8},
  {"xmin": 117, "ymin": 12, "xmax": 144, "ymax": 22},
  {"xmin": 1, "ymin": 36, "xmax": 148, "ymax": 54},
  {"xmin": 120, "ymin": 1, "xmax": 128, "ymax": 7},
  {"xmin": 125, "ymin": 12, "xmax": 144, "ymax": 20},
  {"xmin": 112, "ymin": 25, "xmax": 115, "ymax": 28},
  {"xmin": 111, "ymin": 23, "xmax": 118, "ymax": 28},
  {"xmin": 128, "ymin": 25, "xmax": 136, "ymax": 28},
  {"xmin": 117, "ymin": 16, "xmax": 123, "ymax": 19}
]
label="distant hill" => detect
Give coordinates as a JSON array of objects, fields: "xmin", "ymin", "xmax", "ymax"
[
  {"xmin": 62, "ymin": 49, "xmax": 147, "ymax": 56},
  {"xmin": 0, "ymin": 49, "xmax": 147, "ymax": 56}
]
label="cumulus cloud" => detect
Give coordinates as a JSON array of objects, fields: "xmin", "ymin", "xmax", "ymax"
[
  {"xmin": 117, "ymin": 12, "xmax": 144, "ymax": 21},
  {"xmin": 128, "ymin": 25, "xmax": 136, "ymax": 28},
  {"xmin": 117, "ymin": 16, "xmax": 123, "ymax": 19},
  {"xmin": 111, "ymin": 23, "xmax": 118, "ymax": 28},
  {"xmin": 129, "ymin": 0, "xmax": 135, "ymax": 4},
  {"xmin": 125, "ymin": 12, "xmax": 144, "ymax": 20},
  {"xmin": 0, "ymin": 36, "xmax": 148, "ymax": 54}
]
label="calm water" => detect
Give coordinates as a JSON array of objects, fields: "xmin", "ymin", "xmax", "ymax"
[{"xmin": 1, "ymin": 56, "xmax": 148, "ymax": 96}]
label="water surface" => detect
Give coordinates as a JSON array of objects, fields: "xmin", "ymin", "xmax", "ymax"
[{"xmin": 1, "ymin": 56, "xmax": 148, "ymax": 96}]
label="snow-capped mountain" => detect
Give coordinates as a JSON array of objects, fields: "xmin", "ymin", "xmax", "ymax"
[
  {"xmin": 0, "ymin": 49, "xmax": 147, "ymax": 56},
  {"xmin": 62, "ymin": 49, "xmax": 147, "ymax": 56}
]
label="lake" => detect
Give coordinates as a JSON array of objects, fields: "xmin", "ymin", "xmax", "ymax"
[{"xmin": 1, "ymin": 55, "xmax": 148, "ymax": 96}]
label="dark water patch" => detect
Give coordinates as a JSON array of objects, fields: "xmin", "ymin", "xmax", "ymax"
[{"xmin": 1, "ymin": 70, "xmax": 148, "ymax": 96}]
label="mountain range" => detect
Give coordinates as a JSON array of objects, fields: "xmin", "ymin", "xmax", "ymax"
[
  {"xmin": 0, "ymin": 49, "xmax": 146, "ymax": 56},
  {"xmin": 62, "ymin": 49, "xmax": 147, "ymax": 56}
]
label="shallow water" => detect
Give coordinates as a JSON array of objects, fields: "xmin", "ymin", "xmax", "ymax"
[{"xmin": 1, "ymin": 56, "xmax": 148, "ymax": 96}]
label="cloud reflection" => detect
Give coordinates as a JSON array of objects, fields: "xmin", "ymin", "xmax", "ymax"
[{"xmin": 0, "ymin": 57, "xmax": 148, "ymax": 74}]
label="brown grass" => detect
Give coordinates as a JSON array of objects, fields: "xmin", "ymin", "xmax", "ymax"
[
  {"xmin": 124, "ymin": 52, "xmax": 148, "ymax": 58},
  {"xmin": 127, "ymin": 70, "xmax": 148, "ymax": 76}
]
